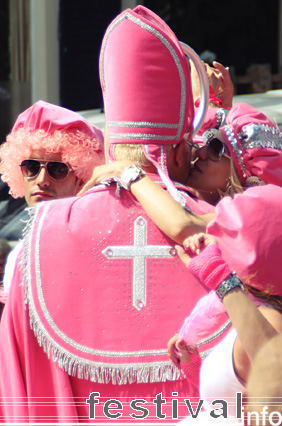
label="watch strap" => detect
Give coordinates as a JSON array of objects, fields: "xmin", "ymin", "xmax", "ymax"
[
  {"xmin": 216, "ymin": 273, "xmax": 245, "ymax": 300},
  {"xmin": 119, "ymin": 165, "xmax": 146, "ymax": 190}
]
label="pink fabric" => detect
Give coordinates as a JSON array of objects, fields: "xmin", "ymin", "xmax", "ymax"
[
  {"xmin": 188, "ymin": 245, "xmax": 232, "ymax": 291},
  {"xmin": 179, "ymin": 185, "xmax": 282, "ymax": 348},
  {"xmin": 99, "ymin": 5, "xmax": 194, "ymax": 175},
  {"xmin": 0, "ymin": 178, "xmax": 230, "ymax": 422},
  {"xmin": 12, "ymin": 100, "xmax": 104, "ymax": 150},
  {"xmin": 0, "ymin": 288, "xmax": 9, "ymax": 304},
  {"xmin": 195, "ymin": 87, "xmax": 226, "ymax": 109},
  {"xmin": 208, "ymin": 184, "xmax": 282, "ymax": 296},
  {"xmin": 178, "ymin": 291, "xmax": 227, "ymax": 345},
  {"xmin": 193, "ymin": 107, "xmax": 227, "ymax": 145},
  {"xmin": 0, "ymin": 266, "xmax": 199, "ymax": 422},
  {"xmin": 180, "ymin": 353, "xmax": 201, "ymax": 390},
  {"xmin": 0, "ymin": 100, "xmax": 105, "ymax": 198},
  {"xmin": 220, "ymin": 102, "xmax": 282, "ymax": 185}
]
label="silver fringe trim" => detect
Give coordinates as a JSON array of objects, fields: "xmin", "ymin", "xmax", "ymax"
[
  {"xmin": 21, "ymin": 202, "xmax": 181, "ymax": 384},
  {"xmin": 21, "ymin": 200, "xmax": 229, "ymax": 384},
  {"xmin": 29, "ymin": 308, "xmax": 181, "ymax": 384}
]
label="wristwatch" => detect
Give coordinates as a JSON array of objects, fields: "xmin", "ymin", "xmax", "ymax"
[
  {"xmin": 120, "ymin": 165, "xmax": 146, "ymax": 190},
  {"xmin": 216, "ymin": 273, "xmax": 245, "ymax": 300}
]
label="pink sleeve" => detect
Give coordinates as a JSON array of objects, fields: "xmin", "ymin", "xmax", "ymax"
[{"xmin": 207, "ymin": 184, "xmax": 282, "ymax": 295}]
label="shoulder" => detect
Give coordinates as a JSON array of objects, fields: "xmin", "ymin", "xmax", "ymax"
[{"xmin": 258, "ymin": 305, "xmax": 282, "ymax": 333}]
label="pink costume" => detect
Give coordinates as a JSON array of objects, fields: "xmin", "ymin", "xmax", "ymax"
[
  {"xmin": 0, "ymin": 100, "xmax": 104, "ymax": 304},
  {"xmin": 209, "ymin": 102, "xmax": 282, "ymax": 285},
  {"xmin": 179, "ymin": 103, "xmax": 282, "ymax": 421},
  {"xmin": 0, "ymin": 99, "xmax": 104, "ymax": 199},
  {"xmin": 0, "ymin": 6, "xmax": 229, "ymax": 424}
]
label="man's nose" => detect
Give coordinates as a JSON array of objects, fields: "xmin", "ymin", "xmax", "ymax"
[{"xmin": 35, "ymin": 165, "xmax": 51, "ymax": 186}]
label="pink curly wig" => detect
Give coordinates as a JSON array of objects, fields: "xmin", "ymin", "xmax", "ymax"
[{"xmin": 0, "ymin": 101, "xmax": 104, "ymax": 198}]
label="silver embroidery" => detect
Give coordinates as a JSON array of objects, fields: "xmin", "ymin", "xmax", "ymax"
[
  {"xmin": 107, "ymin": 121, "xmax": 179, "ymax": 129},
  {"xmin": 223, "ymin": 125, "xmax": 248, "ymax": 178},
  {"xmin": 23, "ymin": 203, "xmax": 230, "ymax": 383},
  {"xmin": 103, "ymin": 216, "xmax": 174, "ymax": 310},
  {"xmin": 100, "ymin": 12, "xmax": 186, "ymax": 142},
  {"xmin": 109, "ymin": 132, "xmax": 176, "ymax": 141},
  {"xmin": 224, "ymin": 123, "xmax": 282, "ymax": 178},
  {"xmin": 239, "ymin": 123, "xmax": 282, "ymax": 151},
  {"xmin": 216, "ymin": 108, "xmax": 228, "ymax": 128}
]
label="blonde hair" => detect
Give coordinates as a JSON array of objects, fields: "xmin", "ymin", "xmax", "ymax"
[
  {"xmin": 113, "ymin": 144, "xmax": 152, "ymax": 167},
  {"xmin": 113, "ymin": 143, "xmax": 173, "ymax": 167},
  {"xmin": 219, "ymin": 156, "xmax": 244, "ymax": 199}
]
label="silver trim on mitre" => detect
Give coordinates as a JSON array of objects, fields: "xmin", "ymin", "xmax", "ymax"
[{"xmin": 100, "ymin": 12, "xmax": 186, "ymax": 142}]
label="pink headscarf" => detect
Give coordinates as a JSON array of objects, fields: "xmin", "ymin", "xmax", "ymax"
[
  {"xmin": 0, "ymin": 100, "xmax": 104, "ymax": 198},
  {"xmin": 220, "ymin": 102, "xmax": 282, "ymax": 186},
  {"xmin": 99, "ymin": 5, "xmax": 202, "ymax": 202}
]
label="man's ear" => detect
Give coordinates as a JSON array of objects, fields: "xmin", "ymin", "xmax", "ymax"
[{"xmin": 175, "ymin": 140, "xmax": 188, "ymax": 167}]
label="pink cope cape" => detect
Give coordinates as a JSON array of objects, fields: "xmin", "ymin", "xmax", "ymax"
[{"xmin": 0, "ymin": 181, "xmax": 226, "ymax": 423}]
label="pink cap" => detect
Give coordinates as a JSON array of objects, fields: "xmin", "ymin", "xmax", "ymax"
[
  {"xmin": 99, "ymin": 5, "xmax": 194, "ymax": 177},
  {"xmin": 12, "ymin": 100, "xmax": 104, "ymax": 149},
  {"xmin": 220, "ymin": 102, "xmax": 282, "ymax": 186},
  {"xmin": 0, "ymin": 101, "xmax": 104, "ymax": 198}
]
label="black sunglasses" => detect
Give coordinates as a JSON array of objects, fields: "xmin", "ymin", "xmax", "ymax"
[
  {"xmin": 203, "ymin": 138, "xmax": 229, "ymax": 162},
  {"xmin": 20, "ymin": 159, "xmax": 73, "ymax": 181}
]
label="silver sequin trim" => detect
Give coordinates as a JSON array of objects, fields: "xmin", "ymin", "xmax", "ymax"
[
  {"xmin": 109, "ymin": 132, "xmax": 177, "ymax": 141},
  {"xmin": 239, "ymin": 122, "xmax": 282, "ymax": 151},
  {"xmin": 223, "ymin": 125, "xmax": 248, "ymax": 178},
  {"xmin": 22, "ymin": 203, "xmax": 183, "ymax": 383},
  {"xmin": 107, "ymin": 121, "xmax": 179, "ymax": 129},
  {"xmin": 100, "ymin": 12, "xmax": 186, "ymax": 142},
  {"xmin": 224, "ymin": 122, "xmax": 282, "ymax": 178},
  {"xmin": 29, "ymin": 207, "xmax": 170, "ymax": 357},
  {"xmin": 197, "ymin": 319, "xmax": 231, "ymax": 348},
  {"xmin": 23, "ymin": 202, "xmax": 230, "ymax": 383},
  {"xmin": 216, "ymin": 108, "xmax": 228, "ymax": 128},
  {"xmin": 103, "ymin": 216, "xmax": 174, "ymax": 310}
]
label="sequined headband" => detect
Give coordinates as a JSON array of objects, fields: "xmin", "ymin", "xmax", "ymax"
[{"xmin": 222, "ymin": 122, "xmax": 282, "ymax": 180}]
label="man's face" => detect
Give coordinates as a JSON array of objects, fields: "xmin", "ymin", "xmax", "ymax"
[{"xmin": 23, "ymin": 150, "xmax": 83, "ymax": 207}]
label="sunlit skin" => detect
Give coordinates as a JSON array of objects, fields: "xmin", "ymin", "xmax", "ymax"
[
  {"xmin": 23, "ymin": 150, "xmax": 83, "ymax": 207},
  {"xmin": 186, "ymin": 144, "xmax": 231, "ymax": 205},
  {"xmin": 166, "ymin": 139, "xmax": 192, "ymax": 185}
]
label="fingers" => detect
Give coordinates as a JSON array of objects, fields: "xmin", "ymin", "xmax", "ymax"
[
  {"xmin": 183, "ymin": 233, "xmax": 218, "ymax": 254},
  {"xmin": 175, "ymin": 244, "xmax": 191, "ymax": 268},
  {"xmin": 167, "ymin": 335, "xmax": 193, "ymax": 366},
  {"xmin": 212, "ymin": 61, "xmax": 229, "ymax": 77},
  {"xmin": 175, "ymin": 339, "xmax": 192, "ymax": 364},
  {"xmin": 167, "ymin": 334, "xmax": 181, "ymax": 366},
  {"xmin": 183, "ymin": 233, "xmax": 206, "ymax": 254},
  {"xmin": 77, "ymin": 166, "xmax": 104, "ymax": 196},
  {"xmin": 77, "ymin": 181, "xmax": 93, "ymax": 196}
]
